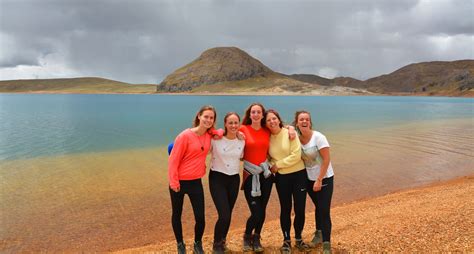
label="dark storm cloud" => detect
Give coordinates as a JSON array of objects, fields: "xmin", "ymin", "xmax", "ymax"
[{"xmin": 0, "ymin": 0, "xmax": 472, "ymax": 83}]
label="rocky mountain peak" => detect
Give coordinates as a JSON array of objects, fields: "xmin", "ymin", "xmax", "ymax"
[{"xmin": 157, "ymin": 47, "xmax": 274, "ymax": 92}]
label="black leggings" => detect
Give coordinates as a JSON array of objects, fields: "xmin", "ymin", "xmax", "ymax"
[
  {"xmin": 209, "ymin": 170, "xmax": 240, "ymax": 243},
  {"xmin": 243, "ymin": 171, "xmax": 274, "ymax": 235},
  {"xmin": 307, "ymin": 176, "xmax": 334, "ymax": 242},
  {"xmin": 169, "ymin": 179, "xmax": 205, "ymax": 243},
  {"xmin": 275, "ymin": 169, "xmax": 307, "ymax": 241}
]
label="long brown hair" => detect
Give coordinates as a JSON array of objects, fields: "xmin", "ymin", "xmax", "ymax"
[
  {"xmin": 193, "ymin": 105, "xmax": 217, "ymax": 129},
  {"xmin": 292, "ymin": 110, "xmax": 313, "ymax": 131},
  {"xmin": 242, "ymin": 102, "xmax": 266, "ymax": 126},
  {"xmin": 264, "ymin": 109, "xmax": 284, "ymax": 128}
]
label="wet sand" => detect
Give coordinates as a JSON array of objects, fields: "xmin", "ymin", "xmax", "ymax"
[{"xmin": 1, "ymin": 118, "xmax": 473, "ymax": 252}]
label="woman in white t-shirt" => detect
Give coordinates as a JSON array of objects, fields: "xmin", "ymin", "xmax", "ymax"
[
  {"xmin": 209, "ymin": 112, "xmax": 245, "ymax": 253},
  {"xmin": 294, "ymin": 110, "xmax": 334, "ymax": 254}
]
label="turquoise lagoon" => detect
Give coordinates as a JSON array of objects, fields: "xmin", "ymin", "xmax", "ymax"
[{"xmin": 1, "ymin": 94, "xmax": 472, "ymax": 160}]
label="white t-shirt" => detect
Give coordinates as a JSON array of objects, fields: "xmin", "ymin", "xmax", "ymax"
[
  {"xmin": 301, "ymin": 131, "xmax": 334, "ymax": 181},
  {"xmin": 210, "ymin": 137, "xmax": 245, "ymax": 176}
]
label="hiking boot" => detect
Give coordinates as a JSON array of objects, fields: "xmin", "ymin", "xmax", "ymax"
[
  {"xmin": 295, "ymin": 239, "xmax": 310, "ymax": 251},
  {"xmin": 212, "ymin": 240, "xmax": 225, "ymax": 254},
  {"xmin": 252, "ymin": 233, "xmax": 264, "ymax": 252},
  {"xmin": 323, "ymin": 241, "xmax": 331, "ymax": 254},
  {"xmin": 308, "ymin": 230, "xmax": 322, "ymax": 247},
  {"xmin": 280, "ymin": 240, "xmax": 292, "ymax": 254},
  {"xmin": 177, "ymin": 242, "xmax": 186, "ymax": 254},
  {"xmin": 243, "ymin": 233, "xmax": 253, "ymax": 252},
  {"xmin": 193, "ymin": 241, "xmax": 204, "ymax": 254}
]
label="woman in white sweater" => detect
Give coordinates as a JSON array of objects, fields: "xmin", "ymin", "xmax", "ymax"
[{"xmin": 209, "ymin": 112, "xmax": 245, "ymax": 254}]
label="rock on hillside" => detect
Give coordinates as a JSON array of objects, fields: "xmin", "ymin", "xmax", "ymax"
[{"xmin": 157, "ymin": 47, "xmax": 274, "ymax": 92}]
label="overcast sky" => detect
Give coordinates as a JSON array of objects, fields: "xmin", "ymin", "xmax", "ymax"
[{"xmin": 0, "ymin": 0, "xmax": 473, "ymax": 84}]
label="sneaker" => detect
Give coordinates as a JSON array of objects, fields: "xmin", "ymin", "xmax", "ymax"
[
  {"xmin": 295, "ymin": 239, "xmax": 310, "ymax": 251},
  {"xmin": 323, "ymin": 241, "xmax": 331, "ymax": 254},
  {"xmin": 280, "ymin": 240, "xmax": 291, "ymax": 254},
  {"xmin": 252, "ymin": 233, "xmax": 264, "ymax": 252},
  {"xmin": 177, "ymin": 242, "xmax": 186, "ymax": 254},
  {"xmin": 308, "ymin": 230, "xmax": 322, "ymax": 247},
  {"xmin": 193, "ymin": 241, "xmax": 204, "ymax": 254},
  {"xmin": 243, "ymin": 233, "xmax": 253, "ymax": 252}
]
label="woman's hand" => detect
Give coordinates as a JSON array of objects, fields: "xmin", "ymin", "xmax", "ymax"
[
  {"xmin": 237, "ymin": 131, "xmax": 246, "ymax": 140},
  {"xmin": 270, "ymin": 164, "xmax": 279, "ymax": 174},
  {"xmin": 287, "ymin": 125, "xmax": 297, "ymax": 140},
  {"xmin": 313, "ymin": 179, "xmax": 322, "ymax": 192},
  {"xmin": 170, "ymin": 186, "xmax": 180, "ymax": 192}
]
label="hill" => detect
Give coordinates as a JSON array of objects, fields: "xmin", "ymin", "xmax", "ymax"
[
  {"xmin": 156, "ymin": 47, "xmax": 371, "ymax": 95},
  {"xmin": 286, "ymin": 60, "xmax": 474, "ymax": 97},
  {"xmin": 364, "ymin": 60, "xmax": 474, "ymax": 96},
  {"xmin": 157, "ymin": 47, "xmax": 275, "ymax": 92},
  {"xmin": 287, "ymin": 74, "xmax": 332, "ymax": 86},
  {"xmin": 0, "ymin": 77, "xmax": 156, "ymax": 93}
]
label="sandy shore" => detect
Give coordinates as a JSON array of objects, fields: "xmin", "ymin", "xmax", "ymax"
[{"xmin": 117, "ymin": 175, "xmax": 474, "ymax": 253}]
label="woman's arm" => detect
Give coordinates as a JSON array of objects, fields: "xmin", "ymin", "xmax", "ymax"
[
  {"xmin": 274, "ymin": 134, "xmax": 302, "ymax": 170},
  {"xmin": 313, "ymin": 147, "xmax": 330, "ymax": 192},
  {"xmin": 168, "ymin": 133, "xmax": 187, "ymax": 192}
]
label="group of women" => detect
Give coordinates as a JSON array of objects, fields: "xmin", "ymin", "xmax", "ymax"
[{"xmin": 167, "ymin": 103, "xmax": 334, "ymax": 254}]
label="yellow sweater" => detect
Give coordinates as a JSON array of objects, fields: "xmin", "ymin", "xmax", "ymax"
[{"xmin": 269, "ymin": 128, "xmax": 305, "ymax": 174}]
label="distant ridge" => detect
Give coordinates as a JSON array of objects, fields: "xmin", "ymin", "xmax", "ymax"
[
  {"xmin": 286, "ymin": 60, "xmax": 474, "ymax": 97},
  {"xmin": 0, "ymin": 77, "xmax": 155, "ymax": 93},
  {"xmin": 364, "ymin": 60, "xmax": 474, "ymax": 96},
  {"xmin": 288, "ymin": 74, "xmax": 332, "ymax": 86}
]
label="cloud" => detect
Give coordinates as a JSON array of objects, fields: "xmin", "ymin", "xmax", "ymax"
[{"xmin": 0, "ymin": 0, "xmax": 472, "ymax": 83}]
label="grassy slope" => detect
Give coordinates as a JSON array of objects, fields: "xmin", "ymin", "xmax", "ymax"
[
  {"xmin": 0, "ymin": 77, "xmax": 156, "ymax": 93},
  {"xmin": 188, "ymin": 73, "xmax": 322, "ymax": 93}
]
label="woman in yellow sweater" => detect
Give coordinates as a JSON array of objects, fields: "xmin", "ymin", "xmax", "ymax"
[{"xmin": 265, "ymin": 109, "xmax": 310, "ymax": 253}]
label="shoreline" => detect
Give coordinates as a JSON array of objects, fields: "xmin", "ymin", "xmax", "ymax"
[
  {"xmin": 1, "ymin": 91, "xmax": 472, "ymax": 97},
  {"xmin": 117, "ymin": 175, "xmax": 474, "ymax": 253}
]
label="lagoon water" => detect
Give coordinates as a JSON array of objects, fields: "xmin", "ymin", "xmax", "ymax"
[
  {"xmin": 1, "ymin": 94, "xmax": 473, "ymax": 252},
  {"xmin": 1, "ymin": 94, "xmax": 473, "ymax": 160}
]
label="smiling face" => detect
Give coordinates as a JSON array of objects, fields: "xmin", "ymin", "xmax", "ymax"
[
  {"xmin": 265, "ymin": 112, "xmax": 281, "ymax": 133},
  {"xmin": 197, "ymin": 109, "xmax": 215, "ymax": 129},
  {"xmin": 296, "ymin": 112, "xmax": 312, "ymax": 131},
  {"xmin": 249, "ymin": 105, "xmax": 264, "ymax": 125},
  {"xmin": 224, "ymin": 113, "xmax": 240, "ymax": 136}
]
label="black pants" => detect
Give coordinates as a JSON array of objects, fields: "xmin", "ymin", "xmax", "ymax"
[
  {"xmin": 275, "ymin": 169, "xmax": 307, "ymax": 241},
  {"xmin": 243, "ymin": 171, "xmax": 274, "ymax": 235},
  {"xmin": 307, "ymin": 176, "xmax": 334, "ymax": 242},
  {"xmin": 169, "ymin": 179, "xmax": 205, "ymax": 243},
  {"xmin": 209, "ymin": 170, "xmax": 240, "ymax": 243}
]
